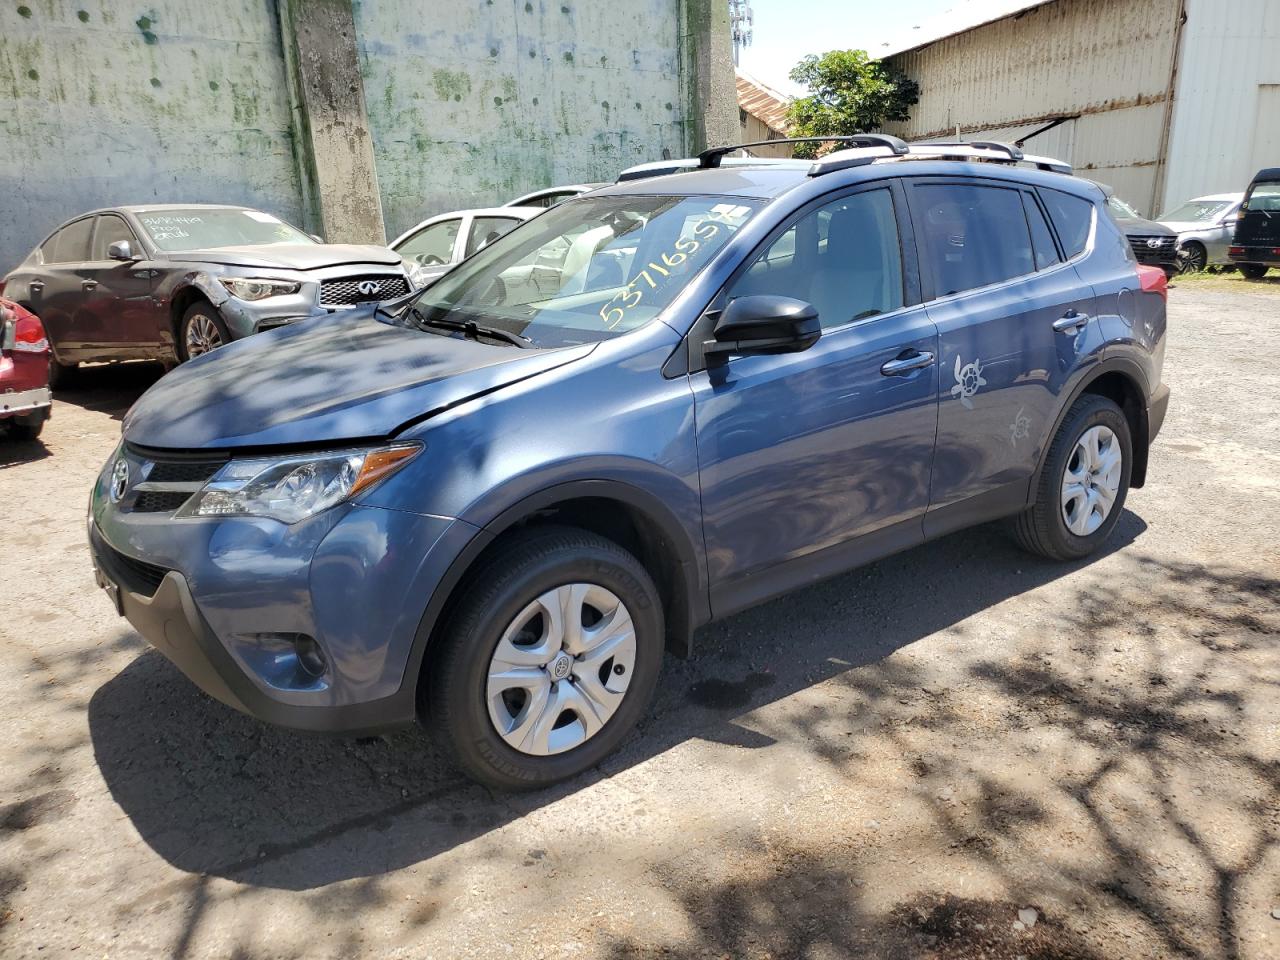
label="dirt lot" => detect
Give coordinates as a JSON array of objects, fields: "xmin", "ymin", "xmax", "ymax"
[{"xmin": 1, "ymin": 282, "xmax": 1277, "ymax": 960}]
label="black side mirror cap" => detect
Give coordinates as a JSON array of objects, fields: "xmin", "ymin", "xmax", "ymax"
[
  {"xmin": 705, "ymin": 294, "xmax": 821, "ymax": 358},
  {"xmin": 107, "ymin": 240, "xmax": 136, "ymax": 261}
]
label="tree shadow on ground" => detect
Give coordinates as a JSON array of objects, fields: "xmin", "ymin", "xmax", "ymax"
[{"xmin": 82, "ymin": 512, "xmax": 1147, "ymax": 894}]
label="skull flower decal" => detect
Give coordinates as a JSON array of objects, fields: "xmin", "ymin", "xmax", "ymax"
[{"xmin": 951, "ymin": 355, "xmax": 987, "ymax": 410}]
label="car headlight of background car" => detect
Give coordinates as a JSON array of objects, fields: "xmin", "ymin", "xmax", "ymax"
[
  {"xmin": 176, "ymin": 443, "xmax": 421, "ymax": 524},
  {"xmin": 220, "ymin": 277, "xmax": 302, "ymax": 301}
]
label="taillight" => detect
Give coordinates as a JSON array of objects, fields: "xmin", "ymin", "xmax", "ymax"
[
  {"xmin": 12, "ymin": 314, "xmax": 49, "ymax": 353},
  {"xmin": 1229, "ymin": 246, "xmax": 1245, "ymax": 256},
  {"xmin": 1136, "ymin": 264, "xmax": 1167, "ymax": 302}
]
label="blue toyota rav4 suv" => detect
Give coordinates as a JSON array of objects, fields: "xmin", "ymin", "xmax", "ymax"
[{"xmin": 90, "ymin": 136, "xmax": 1169, "ymax": 789}]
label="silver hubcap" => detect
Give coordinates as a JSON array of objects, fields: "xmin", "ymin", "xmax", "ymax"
[
  {"xmin": 486, "ymin": 583, "xmax": 636, "ymax": 756},
  {"xmin": 1061, "ymin": 424, "xmax": 1122, "ymax": 536},
  {"xmin": 185, "ymin": 314, "xmax": 222, "ymax": 357}
]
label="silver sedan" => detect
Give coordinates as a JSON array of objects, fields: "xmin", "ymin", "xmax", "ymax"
[{"xmin": 1157, "ymin": 193, "xmax": 1244, "ymax": 272}]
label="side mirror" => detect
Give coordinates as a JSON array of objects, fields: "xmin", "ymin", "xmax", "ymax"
[
  {"xmin": 108, "ymin": 240, "xmax": 136, "ymax": 261},
  {"xmin": 705, "ymin": 295, "xmax": 821, "ymax": 359}
]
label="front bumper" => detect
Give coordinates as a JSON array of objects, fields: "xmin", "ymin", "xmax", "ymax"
[
  {"xmin": 1, "ymin": 385, "xmax": 52, "ymax": 417},
  {"xmin": 89, "ymin": 461, "xmax": 476, "ymax": 732}
]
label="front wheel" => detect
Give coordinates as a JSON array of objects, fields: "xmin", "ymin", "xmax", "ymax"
[
  {"xmin": 1013, "ymin": 394, "xmax": 1132, "ymax": 561},
  {"xmin": 425, "ymin": 526, "xmax": 665, "ymax": 790},
  {"xmin": 1177, "ymin": 241, "xmax": 1206, "ymax": 273},
  {"xmin": 179, "ymin": 302, "xmax": 230, "ymax": 361},
  {"xmin": 1239, "ymin": 263, "xmax": 1269, "ymax": 281}
]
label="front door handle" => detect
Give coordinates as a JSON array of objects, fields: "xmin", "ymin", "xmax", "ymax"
[
  {"xmin": 880, "ymin": 349, "xmax": 935, "ymax": 376},
  {"xmin": 81, "ymin": 279, "xmax": 98, "ymax": 290},
  {"xmin": 29, "ymin": 281, "xmax": 44, "ymax": 292},
  {"xmin": 1053, "ymin": 310, "xmax": 1089, "ymax": 333}
]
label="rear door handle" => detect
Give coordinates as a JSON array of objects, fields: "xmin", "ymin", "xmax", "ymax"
[
  {"xmin": 1053, "ymin": 310, "xmax": 1089, "ymax": 333},
  {"xmin": 880, "ymin": 349, "xmax": 935, "ymax": 376},
  {"xmin": 29, "ymin": 281, "xmax": 44, "ymax": 292},
  {"xmin": 82, "ymin": 279, "xmax": 98, "ymax": 290}
]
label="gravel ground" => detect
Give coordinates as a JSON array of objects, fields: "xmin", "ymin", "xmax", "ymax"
[{"xmin": 1, "ymin": 283, "xmax": 1277, "ymax": 960}]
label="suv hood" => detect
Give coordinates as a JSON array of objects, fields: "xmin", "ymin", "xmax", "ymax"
[
  {"xmin": 1114, "ymin": 216, "xmax": 1175, "ymax": 236},
  {"xmin": 123, "ymin": 309, "xmax": 593, "ymax": 449},
  {"xmin": 169, "ymin": 244, "xmax": 402, "ymax": 271}
]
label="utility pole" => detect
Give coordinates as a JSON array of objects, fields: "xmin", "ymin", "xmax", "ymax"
[{"xmin": 729, "ymin": 0, "xmax": 753, "ymax": 67}]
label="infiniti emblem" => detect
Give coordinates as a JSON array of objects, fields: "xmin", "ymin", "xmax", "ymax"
[
  {"xmin": 109, "ymin": 458, "xmax": 129, "ymax": 502},
  {"xmin": 357, "ymin": 279, "xmax": 381, "ymax": 296}
]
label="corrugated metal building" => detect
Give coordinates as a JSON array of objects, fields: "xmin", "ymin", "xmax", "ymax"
[{"xmin": 878, "ymin": 0, "xmax": 1280, "ymax": 217}]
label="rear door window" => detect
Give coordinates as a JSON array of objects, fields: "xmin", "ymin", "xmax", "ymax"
[
  {"xmin": 397, "ymin": 218, "xmax": 460, "ymax": 265},
  {"xmin": 914, "ymin": 182, "xmax": 1036, "ymax": 296},
  {"xmin": 1039, "ymin": 188, "xmax": 1095, "ymax": 259},
  {"xmin": 1244, "ymin": 182, "xmax": 1280, "ymax": 212},
  {"xmin": 43, "ymin": 218, "xmax": 94, "ymax": 264},
  {"xmin": 1023, "ymin": 194, "xmax": 1061, "ymax": 270}
]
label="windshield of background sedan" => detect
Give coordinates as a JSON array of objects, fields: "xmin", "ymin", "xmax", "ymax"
[
  {"xmin": 407, "ymin": 195, "xmax": 760, "ymax": 347},
  {"xmin": 137, "ymin": 209, "xmax": 314, "ymax": 252},
  {"xmin": 1158, "ymin": 200, "xmax": 1233, "ymax": 222},
  {"xmin": 1107, "ymin": 196, "xmax": 1143, "ymax": 220}
]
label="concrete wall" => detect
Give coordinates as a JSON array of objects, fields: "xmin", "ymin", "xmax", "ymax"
[
  {"xmin": 884, "ymin": 0, "xmax": 1181, "ymax": 216},
  {"xmin": 0, "ymin": 0, "xmax": 304, "ymax": 274},
  {"xmin": 352, "ymin": 1, "xmax": 688, "ymax": 241},
  {"xmin": 1, "ymin": 0, "xmax": 733, "ymax": 273}
]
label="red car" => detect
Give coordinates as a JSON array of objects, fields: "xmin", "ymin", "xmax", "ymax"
[{"xmin": 1, "ymin": 298, "xmax": 52, "ymax": 440}]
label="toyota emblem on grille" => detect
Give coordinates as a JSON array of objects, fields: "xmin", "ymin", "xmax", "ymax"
[
  {"xmin": 1146, "ymin": 238, "xmax": 1163, "ymax": 248},
  {"xmin": 357, "ymin": 280, "xmax": 382, "ymax": 296},
  {"xmin": 109, "ymin": 458, "xmax": 130, "ymax": 502}
]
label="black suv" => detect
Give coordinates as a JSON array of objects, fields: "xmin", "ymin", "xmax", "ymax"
[{"xmin": 1229, "ymin": 168, "xmax": 1280, "ymax": 279}]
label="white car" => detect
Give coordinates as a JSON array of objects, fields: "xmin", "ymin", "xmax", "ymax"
[
  {"xmin": 390, "ymin": 207, "xmax": 541, "ymax": 288},
  {"xmin": 1156, "ymin": 192, "xmax": 1245, "ymax": 272},
  {"xmin": 505, "ymin": 184, "xmax": 606, "ymax": 208}
]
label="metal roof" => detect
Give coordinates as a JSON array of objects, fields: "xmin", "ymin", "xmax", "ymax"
[
  {"xmin": 872, "ymin": 0, "xmax": 1055, "ymax": 58},
  {"xmin": 735, "ymin": 71, "xmax": 792, "ymax": 134}
]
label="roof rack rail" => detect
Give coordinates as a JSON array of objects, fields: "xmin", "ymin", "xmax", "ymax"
[
  {"xmin": 697, "ymin": 134, "xmax": 909, "ymax": 169},
  {"xmin": 924, "ymin": 140, "xmax": 1026, "ymax": 161},
  {"xmin": 809, "ymin": 138, "xmax": 1073, "ymax": 177}
]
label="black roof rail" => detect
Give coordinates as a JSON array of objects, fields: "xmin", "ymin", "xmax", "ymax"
[
  {"xmin": 914, "ymin": 140, "xmax": 1026, "ymax": 161},
  {"xmin": 697, "ymin": 134, "xmax": 909, "ymax": 169}
]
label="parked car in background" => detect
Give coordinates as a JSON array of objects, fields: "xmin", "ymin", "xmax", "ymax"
[
  {"xmin": 1156, "ymin": 193, "xmax": 1243, "ymax": 272},
  {"xmin": 0, "ymin": 299, "xmax": 51, "ymax": 440},
  {"xmin": 1098, "ymin": 189, "xmax": 1179, "ymax": 279},
  {"xmin": 1229, "ymin": 168, "xmax": 1280, "ymax": 279},
  {"xmin": 90, "ymin": 136, "xmax": 1169, "ymax": 790},
  {"xmin": 391, "ymin": 207, "xmax": 540, "ymax": 289},
  {"xmin": 505, "ymin": 183, "xmax": 605, "ymax": 208},
  {"xmin": 1, "ymin": 204, "xmax": 411, "ymax": 378}
]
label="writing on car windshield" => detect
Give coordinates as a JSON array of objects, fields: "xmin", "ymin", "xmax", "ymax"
[
  {"xmin": 137, "ymin": 209, "xmax": 314, "ymax": 252},
  {"xmin": 410, "ymin": 195, "xmax": 760, "ymax": 348}
]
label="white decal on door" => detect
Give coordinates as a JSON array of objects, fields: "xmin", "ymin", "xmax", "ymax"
[
  {"xmin": 1010, "ymin": 406, "xmax": 1031, "ymax": 446},
  {"xmin": 951, "ymin": 356, "xmax": 987, "ymax": 410}
]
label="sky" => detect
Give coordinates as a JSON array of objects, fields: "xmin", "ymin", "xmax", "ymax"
[{"xmin": 735, "ymin": 0, "xmax": 965, "ymax": 96}]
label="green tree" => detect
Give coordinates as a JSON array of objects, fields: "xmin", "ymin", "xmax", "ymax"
[{"xmin": 785, "ymin": 50, "xmax": 920, "ymax": 158}]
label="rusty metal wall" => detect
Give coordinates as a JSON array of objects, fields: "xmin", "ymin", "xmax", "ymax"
[{"xmin": 884, "ymin": 0, "xmax": 1181, "ymax": 215}]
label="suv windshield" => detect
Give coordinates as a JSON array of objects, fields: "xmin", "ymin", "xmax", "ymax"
[
  {"xmin": 1158, "ymin": 199, "xmax": 1232, "ymax": 222},
  {"xmin": 137, "ymin": 208, "xmax": 314, "ymax": 252},
  {"xmin": 1243, "ymin": 182, "xmax": 1280, "ymax": 212},
  {"xmin": 404, "ymin": 194, "xmax": 760, "ymax": 347}
]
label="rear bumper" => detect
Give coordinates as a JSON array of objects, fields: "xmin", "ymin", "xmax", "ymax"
[
  {"xmin": 1, "ymin": 385, "xmax": 51, "ymax": 418},
  {"xmin": 1228, "ymin": 247, "xmax": 1280, "ymax": 265},
  {"xmin": 1148, "ymin": 383, "xmax": 1170, "ymax": 444}
]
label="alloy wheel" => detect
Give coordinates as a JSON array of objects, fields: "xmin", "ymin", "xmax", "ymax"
[
  {"xmin": 485, "ymin": 582, "xmax": 636, "ymax": 756},
  {"xmin": 1061, "ymin": 425, "xmax": 1123, "ymax": 536},
  {"xmin": 185, "ymin": 314, "xmax": 223, "ymax": 357},
  {"xmin": 1178, "ymin": 243, "xmax": 1206, "ymax": 273}
]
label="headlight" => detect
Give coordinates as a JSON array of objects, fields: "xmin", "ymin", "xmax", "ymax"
[
  {"xmin": 177, "ymin": 443, "xmax": 421, "ymax": 524},
  {"xmin": 220, "ymin": 277, "xmax": 302, "ymax": 301}
]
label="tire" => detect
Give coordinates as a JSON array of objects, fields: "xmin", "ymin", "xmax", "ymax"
[
  {"xmin": 46, "ymin": 356, "xmax": 77, "ymax": 390},
  {"xmin": 178, "ymin": 302, "xmax": 231, "ymax": 361},
  {"xmin": 1177, "ymin": 241, "xmax": 1206, "ymax": 274},
  {"xmin": 1013, "ymin": 394, "xmax": 1133, "ymax": 561},
  {"xmin": 425, "ymin": 525, "xmax": 665, "ymax": 790},
  {"xmin": 7, "ymin": 412, "xmax": 46, "ymax": 441},
  {"xmin": 1239, "ymin": 263, "xmax": 1269, "ymax": 281}
]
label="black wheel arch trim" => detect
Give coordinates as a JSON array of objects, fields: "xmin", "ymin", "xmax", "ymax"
[
  {"xmin": 1026, "ymin": 356, "xmax": 1152, "ymax": 506},
  {"xmin": 403, "ymin": 478, "xmax": 711, "ymax": 714}
]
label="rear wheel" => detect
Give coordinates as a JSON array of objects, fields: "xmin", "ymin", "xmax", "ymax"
[
  {"xmin": 425, "ymin": 526, "xmax": 664, "ymax": 790},
  {"xmin": 6, "ymin": 411, "xmax": 46, "ymax": 441},
  {"xmin": 1177, "ymin": 241, "xmax": 1207, "ymax": 273},
  {"xmin": 1013, "ymin": 394, "xmax": 1132, "ymax": 561},
  {"xmin": 1239, "ymin": 263, "xmax": 1269, "ymax": 280},
  {"xmin": 179, "ymin": 302, "xmax": 230, "ymax": 361}
]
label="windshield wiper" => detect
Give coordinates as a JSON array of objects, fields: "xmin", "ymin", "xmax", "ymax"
[{"xmin": 408, "ymin": 309, "xmax": 532, "ymax": 348}]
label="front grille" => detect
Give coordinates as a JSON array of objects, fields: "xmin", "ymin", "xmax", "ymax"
[
  {"xmin": 90, "ymin": 525, "xmax": 169, "ymax": 597},
  {"xmin": 145, "ymin": 458, "xmax": 224, "ymax": 484},
  {"xmin": 320, "ymin": 274, "xmax": 409, "ymax": 306},
  {"xmin": 1129, "ymin": 235, "xmax": 1177, "ymax": 261},
  {"xmin": 133, "ymin": 491, "xmax": 195, "ymax": 513}
]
